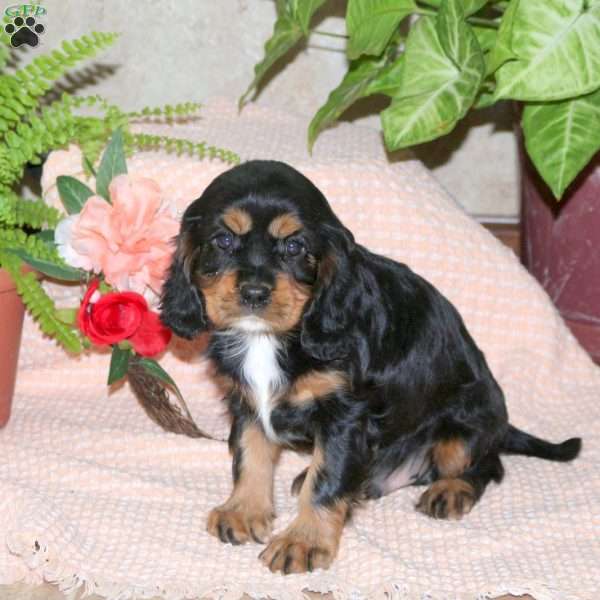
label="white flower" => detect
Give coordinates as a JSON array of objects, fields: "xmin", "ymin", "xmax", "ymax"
[{"xmin": 54, "ymin": 214, "xmax": 93, "ymax": 271}]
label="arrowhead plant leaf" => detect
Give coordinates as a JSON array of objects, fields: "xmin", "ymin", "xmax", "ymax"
[
  {"xmin": 417, "ymin": 0, "xmax": 489, "ymax": 15},
  {"xmin": 494, "ymin": 0, "xmax": 600, "ymax": 101},
  {"xmin": 294, "ymin": 0, "xmax": 327, "ymax": 34},
  {"xmin": 346, "ymin": 0, "xmax": 416, "ymax": 59},
  {"xmin": 522, "ymin": 88, "xmax": 600, "ymax": 198},
  {"xmin": 239, "ymin": 0, "xmax": 325, "ymax": 107},
  {"xmin": 308, "ymin": 53, "xmax": 391, "ymax": 149},
  {"xmin": 382, "ymin": 2, "xmax": 485, "ymax": 150}
]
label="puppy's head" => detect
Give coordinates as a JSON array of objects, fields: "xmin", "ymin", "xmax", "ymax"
[{"xmin": 160, "ymin": 160, "xmax": 355, "ymax": 359}]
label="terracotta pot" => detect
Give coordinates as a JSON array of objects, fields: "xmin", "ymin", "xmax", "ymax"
[
  {"xmin": 520, "ymin": 142, "xmax": 600, "ymax": 363},
  {"xmin": 0, "ymin": 268, "xmax": 26, "ymax": 427}
]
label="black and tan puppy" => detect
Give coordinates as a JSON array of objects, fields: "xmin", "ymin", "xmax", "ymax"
[{"xmin": 160, "ymin": 160, "xmax": 581, "ymax": 574}]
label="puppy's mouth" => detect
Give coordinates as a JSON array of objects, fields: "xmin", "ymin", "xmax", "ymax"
[{"xmin": 230, "ymin": 315, "xmax": 274, "ymax": 334}]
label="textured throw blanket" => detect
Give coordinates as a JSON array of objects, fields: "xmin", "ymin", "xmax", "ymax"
[{"xmin": 1, "ymin": 98, "xmax": 599, "ymax": 600}]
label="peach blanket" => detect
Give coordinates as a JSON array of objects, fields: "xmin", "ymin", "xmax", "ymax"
[{"xmin": 1, "ymin": 98, "xmax": 599, "ymax": 600}]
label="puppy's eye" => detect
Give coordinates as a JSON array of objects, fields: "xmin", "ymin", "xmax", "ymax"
[
  {"xmin": 285, "ymin": 238, "xmax": 304, "ymax": 257},
  {"xmin": 214, "ymin": 232, "xmax": 234, "ymax": 250}
]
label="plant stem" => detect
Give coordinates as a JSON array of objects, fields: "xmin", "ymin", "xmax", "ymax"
[
  {"xmin": 467, "ymin": 16, "xmax": 500, "ymax": 28},
  {"xmin": 312, "ymin": 30, "xmax": 349, "ymax": 40},
  {"xmin": 416, "ymin": 0, "xmax": 439, "ymax": 9}
]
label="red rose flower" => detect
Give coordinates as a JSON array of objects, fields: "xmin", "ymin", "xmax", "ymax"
[
  {"xmin": 129, "ymin": 310, "xmax": 173, "ymax": 357},
  {"xmin": 78, "ymin": 280, "xmax": 171, "ymax": 356}
]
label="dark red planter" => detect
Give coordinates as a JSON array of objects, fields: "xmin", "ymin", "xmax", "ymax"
[{"xmin": 521, "ymin": 147, "xmax": 600, "ymax": 363}]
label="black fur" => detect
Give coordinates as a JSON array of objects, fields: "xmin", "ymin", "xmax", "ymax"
[{"xmin": 160, "ymin": 160, "xmax": 581, "ymax": 561}]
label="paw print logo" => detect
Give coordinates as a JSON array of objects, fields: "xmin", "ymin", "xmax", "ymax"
[{"xmin": 4, "ymin": 16, "xmax": 45, "ymax": 48}]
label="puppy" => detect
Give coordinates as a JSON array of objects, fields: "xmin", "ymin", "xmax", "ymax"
[{"xmin": 160, "ymin": 160, "xmax": 581, "ymax": 574}]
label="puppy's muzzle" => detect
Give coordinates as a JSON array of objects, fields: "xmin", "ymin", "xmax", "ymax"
[{"xmin": 240, "ymin": 283, "xmax": 271, "ymax": 309}]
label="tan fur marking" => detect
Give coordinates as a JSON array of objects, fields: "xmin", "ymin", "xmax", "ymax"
[
  {"xmin": 433, "ymin": 439, "xmax": 471, "ymax": 478},
  {"xmin": 237, "ymin": 425, "xmax": 280, "ymax": 502},
  {"xmin": 259, "ymin": 445, "xmax": 347, "ymax": 573},
  {"xmin": 262, "ymin": 273, "xmax": 312, "ymax": 333},
  {"xmin": 207, "ymin": 423, "xmax": 280, "ymax": 544},
  {"xmin": 213, "ymin": 373, "xmax": 236, "ymax": 396},
  {"xmin": 318, "ymin": 252, "xmax": 337, "ymax": 287},
  {"xmin": 198, "ymin": 271, "xmax": 242, "ymax": 328},
  {"xmin": 268, "ymin": 213, "xmax": 302, "ymax": 239},
  {"xmin": 223, "ymin": 208, "xmax": 252, "ymax": 235},
  {"xmin": 417, "ymin": 478, "xmax": 475, "ymax": 520},
  {"xmin": 289, "ymin": 370, "xmax": 347, "ymax": 406}
]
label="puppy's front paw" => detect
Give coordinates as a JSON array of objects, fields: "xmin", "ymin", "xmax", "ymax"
[
  {"xmin": 259, "ymin": 529, "xmax": 335, "ymax": 574},
  {"xmin": 207, "ymin": 506, "xmax": 274, "ymax": 545},
  {"xmin": 416, "ymin": 478, "xmax": 475, "ymax": 520}
]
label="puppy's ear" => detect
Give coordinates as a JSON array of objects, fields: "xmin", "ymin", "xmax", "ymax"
[
  {"xmin": 160, "ymin": 232, "xmax": 207, "ymax": 339},
  {"xmin": 300, "ymin": 225, "xmax": 356, "ymax": 362}
]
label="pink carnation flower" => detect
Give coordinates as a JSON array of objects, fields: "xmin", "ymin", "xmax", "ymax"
[{"xmin": 55, "ymin": 174, "xmax": 179, "ymax": 295}]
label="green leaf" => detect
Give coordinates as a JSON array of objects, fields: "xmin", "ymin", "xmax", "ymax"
[
  {"xmin": 346, "ymin": 0, "xmax": 417, "ymax": 59},
  {"xmin": 8, "ymin": 248, "xmax": 84, "ymax": 281},
  {"xmin": 56, "ymin": 175, "xmax": 94, "ymax": 214},
  {"xmin": 364, "ymin": 55, "xmax": 404, "ymax": 96},
  {"xmin": 83, "ymin": 154, "xmax": 97, "ymax": 177},
  {"xmin": 381, "ymin": 7, "xmax": 485, "ymax": 150},
  {"xmin": 494, "ymin": 0, "xmax": 600, "ymax": 101},
  {"xmin": 437, "ymin": 0, "xmax": 478, "ymax": 66},
  {"xmin": 239, "ymin": 14, "xmax": 304, "ymax": 107},
  {"xmin": 418, "ymin": 0, "xmax": 489, "ymax": 14},
  {"xmin": 472, "ymin": 25, "xmax": 497, "ymax": 54},
  {"xmin": 308, "ymin": 53, "xmax": 390, "ymax": 149},
  {"xmin": 522, "ymin": 89, "xmax": 600, "ymax": 199},
  {"xmin": 486, "ymin": 0, "xmax": 519, "ymax": 74},
  {"xmin": 473, "ymin": 87, "xmax": 496, "ymax": 108},
  {"xmin": 95, "ymin": 128, "xmax": 127, "ymax": 201},
  {"xmin": 293, "ymin": 0, "xmax": 327, "ymax": 34},
  {"xmin": 136, "ymin": 357, "xmax": 185, "ymax": 401},
  {"xmin": 108, "ymin": 345, "xmax": 131, "ymax": 385}
]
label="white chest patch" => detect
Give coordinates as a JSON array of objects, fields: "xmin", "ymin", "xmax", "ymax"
[{"xmin": 231, "ymin": 319, "xmax": 286, "ymax": 441}]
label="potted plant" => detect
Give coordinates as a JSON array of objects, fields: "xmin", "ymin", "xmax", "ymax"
[
  {"xmin": 241, "ymin": 0, "xmax": 600, "ymax": 360},
  {"xmin": 0, "ymin": 32, "xmax": 238, "ymax": 426}
]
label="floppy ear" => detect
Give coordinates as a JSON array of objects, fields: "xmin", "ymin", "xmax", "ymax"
[
  {"xmin": 159, "ymin": 232, "xmax": 207, "ymax": 339},
  {"xmin": 300, "ymin": 225, "xmax": 356, "ymax": 362}
]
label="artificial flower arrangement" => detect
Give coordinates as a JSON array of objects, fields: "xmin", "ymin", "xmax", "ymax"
[
  {"xmin": 34, "ymin": 130, "xmax": 217, "ymax": 436},
  {"xmin": 0, "ymin": 31, "xmax": 237, "ymax": 421}
]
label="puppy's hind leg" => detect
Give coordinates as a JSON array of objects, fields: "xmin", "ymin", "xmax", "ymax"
[{"xmin": 416, "ymin": 439, "xmax": 504, "ymax": 520}]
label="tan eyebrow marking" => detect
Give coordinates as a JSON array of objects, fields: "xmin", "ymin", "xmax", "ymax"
[
  {"xmin": 223, "ymin": 208, "xmax": 252, "ymax": 235},
  {"xmin": 268, "ymin": 213, "xmax": 302, "ymax": 239}
]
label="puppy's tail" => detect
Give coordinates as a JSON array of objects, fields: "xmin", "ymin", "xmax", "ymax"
[{"xmin": 499, "ymin": 424, "xmax": 581, "ymax": 462}]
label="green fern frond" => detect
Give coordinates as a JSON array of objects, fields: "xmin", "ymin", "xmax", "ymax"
[
  {"xmin": 126, "ymin": 132, "xmax": 240, "ymax": 165},
  {"xmin": 0, "ymin": 191, "xmax": 62, "ymax": 228},
  {"xmin": 0, "ymin": 99, "xmax": 78, "ymax": 186},
  {"xmin": 127, "ymin": 102, "xmax": 202, "ymax": 121},
  {"xmin": 0, "ymin": 251, "xmax": 83, "ymax": 353},
  {"xmin": 3, "ymin": 32, "xmax": 118, "ymax": 120},
  {"xmin": 0, "ymin": 228, "xmax": 63, "ymax": 264}
]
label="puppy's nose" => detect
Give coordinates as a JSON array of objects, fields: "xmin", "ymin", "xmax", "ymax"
[{"xmin": 240, "ymin": 283, "xmax": 271, "ymax": 307}]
